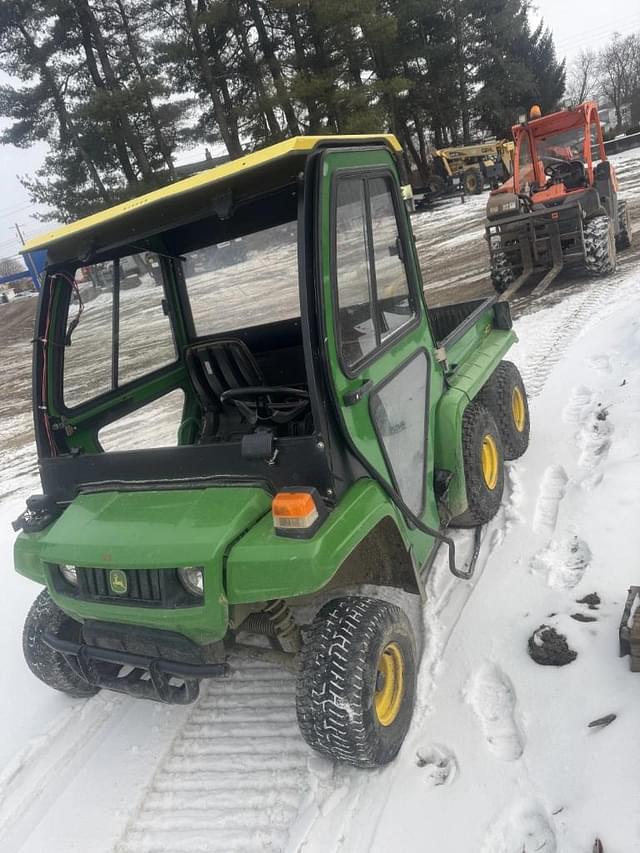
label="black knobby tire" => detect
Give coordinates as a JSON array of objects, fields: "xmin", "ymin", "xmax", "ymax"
[
  {"xmin": 451, "ymin": 401, "xmax": 505, "ymax": 528},
  {"xmin": 463, "ymin": 170, "xmax": 483, "ymax": 195},
  {"xmin": 616, "ymin": 199, "xmax": 632, "ymax": 251},
  {"xmin": 490, "ymin": 250, "xmax": 521, "ymax": 294},
  {"xmin": 23, "ymin": 589, "xmax": 99, "ymax": 698},
  {"xmin": 631, "ymin": 608, "xmax": 640, "ymax": 673},
  {"xmin": 584, "ymin": 215, "xmax": 616, "ymax": 277},
  {"xmin": 296, "ymin": 596, "xmax": 417, "ymax": 768},
  {"xmin": 478, "ymin": 360, "xmax": 530, "ymax": 460}
]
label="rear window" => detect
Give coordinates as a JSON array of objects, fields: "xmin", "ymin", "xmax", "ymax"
[{"xmin": 182, "ymin": 222, "xmax": 300, "ymax": 337}]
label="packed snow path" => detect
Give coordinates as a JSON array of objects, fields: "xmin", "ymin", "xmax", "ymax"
[{"xmin": 117, "ymin": 662, "xmax": 308, "ymax": 853}]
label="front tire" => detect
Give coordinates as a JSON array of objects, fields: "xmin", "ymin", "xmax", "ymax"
[
  {"xmin": 463, "ymin": 170, "xmax": 483, "ymax": 195},
  {"xmin": 584, "ymin": 215, "xmax": 616, "ymax": 276},
  {"xmin": 616, "ymin": 199, "xmax": 632, "ymax": 250},
  {"xmin": 296, "ymin": 597, "xmax": 417, "ymax": 768},
  {"xmin": 490, "ymin": 249, "xmax": 521, "ymax": 294},
  {"xmin": 478, "ymin": 361, "xmax": 530, "ymax": 460},
  {"xmin": 23, "ymin": 589, "xmax": 99, "ymax": 698},
  {"xmin": 451, "ymin": 401, "xmax": 505, "ymax": 527}
]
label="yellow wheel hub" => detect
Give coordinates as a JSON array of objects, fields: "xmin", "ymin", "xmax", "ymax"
[
  {"xmin": 481, "ymin": 434, "xmax": 499, "ymax": 490},
  {"xmin": 374, "ymin": 642, "xmax": 404, "ymax": 727},
  {"xmin": 512, "ymin": 387, "xmax": 526, "ymax": 433}
]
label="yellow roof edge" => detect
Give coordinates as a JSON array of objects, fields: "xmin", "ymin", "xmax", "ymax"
[{"xmin": 21, "ymin": 133, "xmax": 401, "ymax": 256}]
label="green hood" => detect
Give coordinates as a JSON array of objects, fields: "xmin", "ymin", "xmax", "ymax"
[{"xmin": 15, "ymin": 486, "xmax": 272, "ymax": 644}]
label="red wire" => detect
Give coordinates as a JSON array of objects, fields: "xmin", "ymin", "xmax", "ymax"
[{"xmin": 41, "ymin": 272, "xmax": 82, "ymax": 456}]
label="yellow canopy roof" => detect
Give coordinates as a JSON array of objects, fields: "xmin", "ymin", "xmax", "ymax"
[{"xmin": 22, "ymin": 134, "xmax": 401, "ymax": 256}]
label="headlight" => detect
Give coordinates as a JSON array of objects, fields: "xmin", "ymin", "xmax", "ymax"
[
  {"xmin": 60, "ymin": 564, "xmax": 78, "ymax": 586},
  {"xmin": 177, "ymin": 567, "xmax": 204, "ymax": 597}
]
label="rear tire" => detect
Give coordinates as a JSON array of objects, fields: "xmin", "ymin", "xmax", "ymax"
[
  {"xmin": 584, "ymin": 215, "xmax": 616, "ymax": 276},
  {"xmin": 451, "ymin": 402, "xmax": 505, "ymax": 528},
  {"xmin": 616, "ymin": 199, "xmax": 632, "ymax": 250},
  {"xmin": 478, "ymin": 361, "xmax": 530, "ymax": 460},
  {"xmin": 463, "ymin": 170, "xmax": 483, "ymax": 195},
  {"xmin": 23, "ymin": 589, "xmax": 99, "ymax": 698},
  {"xmin": 296, "ymin": 596, "xmax": 416, "ymax": 768}
]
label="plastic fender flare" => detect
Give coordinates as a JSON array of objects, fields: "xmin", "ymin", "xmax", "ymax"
[
  {"xmin": 433, "ymin": 386, "xmax": 470, "ymax": 519},
  {"xmin": 14, "ymin": 531, "xmax": 48, "ymax": 585},
  {"xmin": 224, "ymin": 481, "xmax": 414, "ymax": 604}
]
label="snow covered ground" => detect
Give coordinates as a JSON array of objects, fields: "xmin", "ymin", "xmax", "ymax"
[{"xmin": 0, "ymin": 149, "xmax": 639, "ymax": 853}]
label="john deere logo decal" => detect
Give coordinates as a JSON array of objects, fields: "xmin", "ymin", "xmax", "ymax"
[{"xmin": 109, "ymin": 570, "xmax": 128, "ymax": 595}]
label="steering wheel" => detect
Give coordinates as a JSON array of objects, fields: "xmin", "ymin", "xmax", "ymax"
[
  {"xmin": 544, "ymin": 159, "xmax": 584, "ymax": 184},
  {"xmin": 219, "ymin": 386, "xmax": 310, "ymax": 425}
]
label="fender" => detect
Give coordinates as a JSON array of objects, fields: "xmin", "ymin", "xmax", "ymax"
[{"xmin": 225, "ymin": 479, "xmax": 420, "ymax": 603}]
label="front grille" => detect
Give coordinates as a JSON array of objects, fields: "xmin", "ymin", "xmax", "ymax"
[{"xmin": 77, "ymin": 567, "xmax": 165, "ymax": 604}]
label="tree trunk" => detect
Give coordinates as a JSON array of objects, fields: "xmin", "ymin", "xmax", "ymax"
[
  {"xmin": 183, "ymin": 0, "xmax": 243, "ymax": 157},
  {"xmin": 114, "ymin": 0, "xmax": 176, "ymax": 178},
  {"xmin": 71, "ymin": 0, "xmax": 141, "ymax": 183},
  {"xmin": 453, "ymin": 5, "xmax": 471, "ymax": 144},
  {"xmin": 287, "ymin": 9, "xmax": 321, "ymax": 131},
  {"xmin": 73, "ymin": 0, "xmax": 154, "ymax": 179},
  {"xmin": 200, "ymin": 2, "xmax": 244, "ymax": 153},
  {"xmin": 16, "ymin": 23, "xmax": 112, "ymax": 202},
  {"xmin": 246, "ymin": 0, "xmax": 300, "ymax": 135},
  {"xmin": 234, "ymin": 15, "xmax": 282, "ymax": 139}
]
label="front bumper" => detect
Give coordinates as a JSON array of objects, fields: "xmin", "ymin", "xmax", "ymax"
[{"xmin": 45, "ymin": 620, "xmax": 228, "ymax": 704}]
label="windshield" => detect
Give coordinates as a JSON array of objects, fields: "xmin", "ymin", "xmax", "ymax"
[
  {"xmin": 182, "ymin": 221, "xmax": 299, "ymax": 337},
  {"xmin": 536, "ymin": 128, "xmax": 585, "ymax": 165}
]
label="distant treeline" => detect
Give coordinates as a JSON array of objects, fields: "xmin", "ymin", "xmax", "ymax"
[{"xmin": 0, "ymin": 0, "xmax": 565, "ymax": 220}]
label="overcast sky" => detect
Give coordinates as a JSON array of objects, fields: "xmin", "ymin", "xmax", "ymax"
[{"xmin": 1, "ymin": 1, "xmax": 639, "ymax": 260}]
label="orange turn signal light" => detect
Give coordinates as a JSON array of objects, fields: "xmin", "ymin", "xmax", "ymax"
[{"xmin": 272, "ymin": 491, "xmax": 319, "ymax": 529}]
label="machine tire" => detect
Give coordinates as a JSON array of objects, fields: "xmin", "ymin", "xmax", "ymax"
[
  {"xmin": 463, "ymin": 169, "xmax": 483, "ymax": 195},
  {"xmin": 23, "ymin": 589, "xmax": 99, "ymax": 698},
  {"xmin": 451, "ymin": 401, "xmax": 505, "ymax": 528},
  {"xmin": 631, "ymin": 608, "xmax": 640, "ymax": 673},
  {"xmin": 296, "ymin": 596, "xmax": 416, "ymax": 768},
  {"xmin": 490, "ymin": 250, "xmax": 521, "ymax": 294},
  {"xmin": 478, "ymin": 361, "xmax": 530, "ymax": 460},
  {"xmin": 616, "ymin": 199, "xmax": 632, "ymax": 251},
  {"xmin": 584, "ymin": 215, "xmax": 616, "ymax": 277}
]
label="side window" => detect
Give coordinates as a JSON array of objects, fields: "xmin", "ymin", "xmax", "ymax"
[
  {"xmin": 334, "ymin": 173, "xmax": 415, "ymax": 372},
  {"xmin": 335, "ymin": 179, "xmax": 376, "ymax": 368},
  {"xmin": 370, "ymin": 352, "xmax": 428, "ymax": 514},
  {"xmin": 369, "ymin": 176, "xmax": 413, "ymax": 341},
  {"xmin": 64, "ymin": 253, "xmax": 175, "ymax": 407}
]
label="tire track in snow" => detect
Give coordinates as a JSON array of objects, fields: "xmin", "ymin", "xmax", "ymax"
[
  {"xmin": 116, "ymin": 661, "xmax": 312, "ymax": 853},
  {"xmin": 0, "ymin": 693, "xmax": 140, "ymax": 853},
  {"xmin": 516, "ymin": 279, "xmax": 614, "ymax": 399}
]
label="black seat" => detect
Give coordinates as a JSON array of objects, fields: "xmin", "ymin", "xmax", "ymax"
[{"xmin": 185, "ymin": 340, "xmax": 264, "ymax": 442}]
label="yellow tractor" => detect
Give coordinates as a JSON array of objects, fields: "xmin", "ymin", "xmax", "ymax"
[{"xmin": 433, "ymin": 141, "xmax": 514, "ymax": 195}]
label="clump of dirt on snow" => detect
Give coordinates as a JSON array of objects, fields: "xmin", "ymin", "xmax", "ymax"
[{"xmin": 528, "ymin": 625, "xmax": 577, "ymax": 667}]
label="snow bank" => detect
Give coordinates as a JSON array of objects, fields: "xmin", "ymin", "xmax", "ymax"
[{"xmin": 293, "ymin": 266, "xmax": 640, "ymax": 853}]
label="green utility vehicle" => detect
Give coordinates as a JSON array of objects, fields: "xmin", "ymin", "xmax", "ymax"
[{"xmin": 14, "ymin": 134, "xmax": 530, "ymax": 768}]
